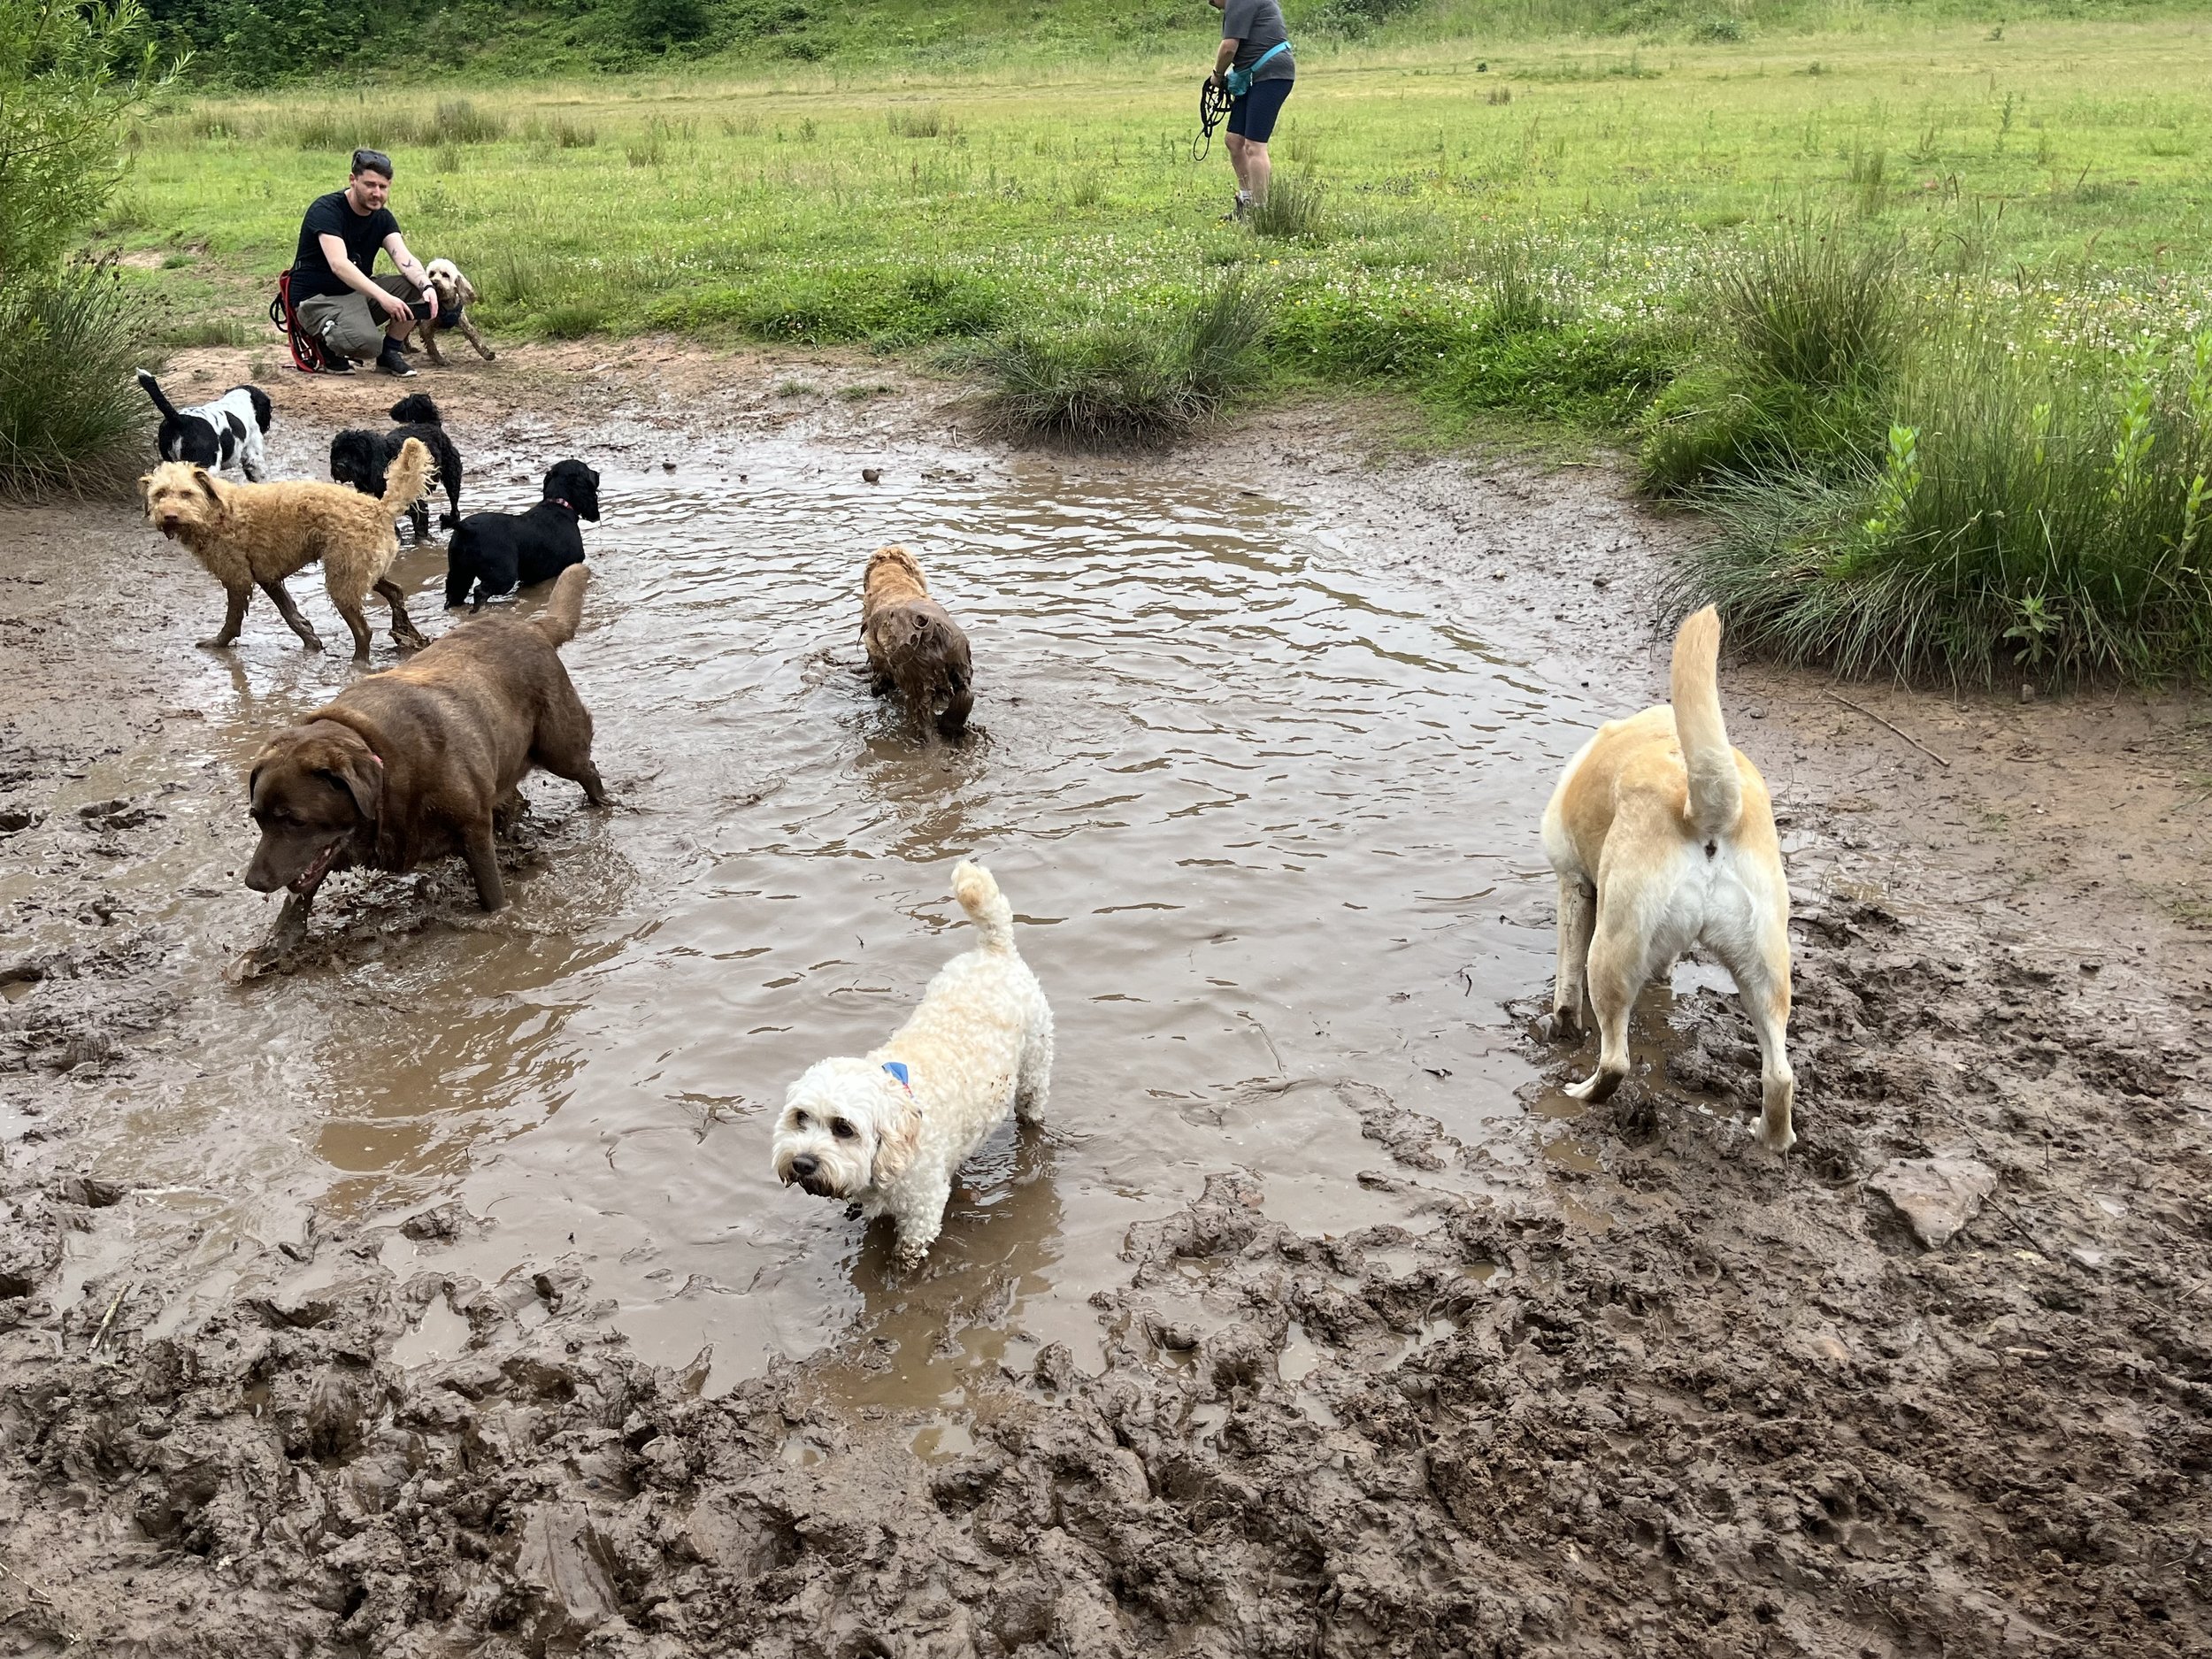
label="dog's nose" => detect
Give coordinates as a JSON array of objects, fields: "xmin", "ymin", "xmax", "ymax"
[{"xmin": 788, "ymin": 1154, "xmax": 819, "ymax": 1180}]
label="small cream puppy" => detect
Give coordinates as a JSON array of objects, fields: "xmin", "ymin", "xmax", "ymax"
[
  {"xmin": 772, "ymin": 861, "xmax": 1053, "ymax": 1266},
  {"xmin": 1538, "ymin": 606, "xmax": 1794, "ymax": 1150}
]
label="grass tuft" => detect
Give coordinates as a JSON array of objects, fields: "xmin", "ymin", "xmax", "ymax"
[
  {"xmin": 1666, "ymin": 329, "xmax": 2212, "ymax": 684},
  {"xmin": 1249, "ymin": 172, "xmax": 1327, "ymax": 242},
  {"xmin": 974, "ymin": 273, "xmax": 1271, "ymax": 446}
]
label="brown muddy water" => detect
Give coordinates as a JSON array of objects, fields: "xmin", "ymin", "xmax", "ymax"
[{"xmin": 3, "ymin": 420, "xmax": 1733, "ymax": 1432}]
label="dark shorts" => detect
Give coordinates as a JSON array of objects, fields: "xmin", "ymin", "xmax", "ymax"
[{"xmin": 1227, "ymin": 76, "xmax": 1293, "ymax": 144}]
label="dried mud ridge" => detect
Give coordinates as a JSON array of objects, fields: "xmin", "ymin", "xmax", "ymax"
[{"xmin": 4, "ymin": 887, "xmax": 2208, "ymax": 1656}]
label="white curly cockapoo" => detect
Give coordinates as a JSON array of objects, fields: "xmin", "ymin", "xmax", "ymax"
[{"xmin": 772, "ymin": 861, "xmax": 1053, "ymax": 1267}]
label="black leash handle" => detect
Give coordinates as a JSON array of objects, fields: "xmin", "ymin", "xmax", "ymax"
[{"xmin": 1194, "ymin": 74, "xmax": 1233, "ymax": 162}]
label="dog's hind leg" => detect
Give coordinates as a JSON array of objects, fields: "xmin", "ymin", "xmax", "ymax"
[
  {"xmin": 1539, "ymin": 872, "xmax": 1595, "ymax": 1041},
  {"xmin": 199, "ymin": 585, "xmax": 252, "ymax": 649},
  {"xmin": 462, "ymin": 819, "xmax": 507, "ymax": 910},
  {"xmin": 376, "ymin": 578, "xmax": 428, "ymax": 649},
  {"xmin": 1015, "ymin": 1010, "xmax": 1054, "ymax": 1122},
  {"xmin": 1564, "ymin": 894, "xmax": 1648, "ymax": 1104},
  {"xmin": 1718, "ymin": 922, "xmax": 1796, "ymax": 1153},
  {"xmin": 532, "ymin": 690, "xmax": 611, "ymax": 808},
  {"xmin": 257, "ymin": 579, "xmax": 324, "ymax": 651}
]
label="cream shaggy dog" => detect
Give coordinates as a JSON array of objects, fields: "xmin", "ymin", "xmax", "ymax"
[
  {"xmin": 772, "ymin": 861, "xmax": 1053, "ymax": 1267},
  {"xmin": 397, "ymin": 259, "xmax": 496, "ymax": 366},
  {"xmin": 142, "ymin": 436, "xmax": 434, "ymax": 660},
  {"xmin": 1538, "ymin": 605, "xmax": 1795, "ymax": 1151}
]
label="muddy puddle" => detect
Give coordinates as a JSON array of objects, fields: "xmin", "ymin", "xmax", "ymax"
[{"xmin": 26, "ymin": 427, "xmax": 1693, "ymax": 1422}]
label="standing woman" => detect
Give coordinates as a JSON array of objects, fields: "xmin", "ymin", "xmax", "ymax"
[{"xmin": 1208, "ymin": 0, "xmax": 1295, "ymax": 219}]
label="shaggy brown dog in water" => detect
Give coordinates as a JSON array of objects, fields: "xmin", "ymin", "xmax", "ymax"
[
  {"xmin": 861, "ymin": 546, "xmax": 972, "ymax": 738},
  {"xmin": 141, "ymin": 436, "xmax": 434, "ymax": 660},
  {"xmin": 242, "ymin": 565, "xmax": 608, "ymax": 936}
]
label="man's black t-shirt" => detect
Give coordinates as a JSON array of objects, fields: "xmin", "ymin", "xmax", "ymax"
[{"xmin": 291, "ymin": 189, "xmax": 398, "ymax": 301}]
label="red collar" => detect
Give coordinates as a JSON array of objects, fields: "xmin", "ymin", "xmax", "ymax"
[{"xmin": 548, "ymin": 497, "xmax": 578, "ymax": 516}]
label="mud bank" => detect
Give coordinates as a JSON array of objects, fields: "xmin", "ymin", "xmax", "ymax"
[{"xmin": 2, "ymin": 345, "xmax": 2209, "ymax": 1656}]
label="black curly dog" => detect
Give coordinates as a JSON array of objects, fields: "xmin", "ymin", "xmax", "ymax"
[
  {"xmin": 443, "ymin": 459, "xmax": 601, "ymax": 612},
  {"xmin": 329, "ymin": 394, "xmax": 464, "ymax": 547}
]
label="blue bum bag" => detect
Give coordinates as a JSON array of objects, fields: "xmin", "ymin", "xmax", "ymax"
[{"xmin": 1225, "ymin": 39, "xmax": 1290, "ymax": 98}]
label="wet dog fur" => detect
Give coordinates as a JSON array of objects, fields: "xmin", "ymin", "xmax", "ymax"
[
  {"xmin": 861, "ymin": 546, "xmax": 973, "ymax": 739},
  {"xmin": 242, "ymin": 564, "xmax": 608, "ymax": 921},
  {"xmin": 772, "ymin": 861, "xmax": 1052, "ymax": 1267},
  {"xmin": 1537, "ymin": 606, "xmax": 1795, "ymax": 1151},
  {"xmin": 443, "ymin": 459, "xmax": 599, "ymax": 611},
  {"xmin": 135, "ymin": 369, "xmax": 272, "ymax": 480},
  {"xmin": 141, "ymin": 437, "xmax": 434, "ymax": 659},
  {"xmin": 330, "ymin": 394, "xmax": 463, "ymax": 546}
]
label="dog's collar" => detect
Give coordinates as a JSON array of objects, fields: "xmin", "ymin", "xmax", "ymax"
[
  {"xmin": 547, "ymin": 496, "xmax": 579, "ymax": 517},
  {"xmin": 881, "ymin": 1061, "xmax": 913, "ymax": 1095}
]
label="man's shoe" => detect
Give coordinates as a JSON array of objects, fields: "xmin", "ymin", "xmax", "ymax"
[
  {"xmin": 319, "ymin": 352, "xmax": 354, "ymax": 375},
  {"xmin": 378, "ymin": 346, "xmax": 417, "ymax": 378}
]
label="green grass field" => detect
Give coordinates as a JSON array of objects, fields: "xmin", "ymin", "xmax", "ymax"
[{"xmin": 104, "ymin": 12, "xmax": 2212, "ymax": 680}]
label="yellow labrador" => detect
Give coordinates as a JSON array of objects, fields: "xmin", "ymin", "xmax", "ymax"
[{"xmin": 1537, "ymin": 606, "xmax": 1794, "ymax": 1150}]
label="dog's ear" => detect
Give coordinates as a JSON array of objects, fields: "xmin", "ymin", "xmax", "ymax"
[
  {"xmin": 313, "ymin": 749, "xmax": 382, "ymax": 826},
  {"xmin": 456, "ymin": 273, "xmax": 477, "ymax": 305},
  {"xmin": 869, "ymin": 1087, "xmax": 923, "ymax": 1190},
  {"xmin": 136, "ymin": 472, "xmax": 152, "ymax": 501}
]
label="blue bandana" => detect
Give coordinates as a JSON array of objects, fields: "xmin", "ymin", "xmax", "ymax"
[{"xmin": 881, "ymin": 1061, "xmax": 912, "ymax": 1094}]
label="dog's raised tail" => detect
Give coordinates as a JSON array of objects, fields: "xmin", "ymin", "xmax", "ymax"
[
  {"xmin": 134, "ymin": 368, "xmax": 180, "ymax": 422},
  {"xmin": 951, "ymin": 860, "xmax": 1016, "ymax": 955},
  {"xmin": 1671, "ymin": 605, "xmax": 1743, "ymax": 841},
  {"xmin": 535, "ymin": 565, "xmax": 590, "ymax": 649},
  {"xmin": 381, "ymin": 435, "xmax": 434, "ymax": 517}
]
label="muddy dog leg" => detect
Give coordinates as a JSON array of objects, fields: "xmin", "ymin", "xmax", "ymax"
[
  {"xmin": 457, "ymin": 314, "xmax": 496, "ymax": 361},
  {"xmin": 334, "ymin": 595, "xmax": 374, "ymax": 661},
  {"xmin": 462, "ymin": 819, "xmax": 507, "ymax": 910},
  {"xmin": 531, "ymin": 693, "xmax": 611, "ymax": 807},
  {"xmin": 1537, "ymin": 872, "xmax": 1596, "ymax": 1041},
  {"xmin": 257, "ymin": 579, "xmax": 324, "ymax": 651},
  {"xmin": 420, "ymin": 322, "xmax": 448, "ymax": 368},
  {"xmin": 200, "ymin": 584, "xmax": 252, "ymax": 649},
  {"xmin": 376, "ymin": 578, "xmax": 429, "ymax": 649},
  {"xmin": 1564, "ymin": 887, "xmax": 1650, "ymax": 1104},
  {"xmin": 1720, "ymin": 922, "xmax": 1796, "ymax": 1153}
]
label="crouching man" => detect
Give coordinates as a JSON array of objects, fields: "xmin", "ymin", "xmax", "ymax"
[{"xmin": 290, "ymin": 148, "xmax": 437, "ymax": 378}]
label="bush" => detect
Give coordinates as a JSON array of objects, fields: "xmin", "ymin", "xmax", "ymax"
[
  {"xmin": 1664, "ymin": 331, "xmax": 2212, "ymax": 684},
  {"xmin": 0, "ymin": 263, "xmax": 153, "ymax": 498},
  {"xmin": 974, "ymin": 274, "xmax": 1271, "ymax": 446},
  {"xmin": 433, "ymin": 97, "xmax": 506, "ymax": 143}
]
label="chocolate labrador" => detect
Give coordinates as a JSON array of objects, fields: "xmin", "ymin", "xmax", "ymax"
[{"xmin": 241, "ymin": 565, "xmax": 607, "ymax": 951}]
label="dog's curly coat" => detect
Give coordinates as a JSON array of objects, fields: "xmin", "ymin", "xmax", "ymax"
[
  {"xmin": 772, "ymin": 861, "xmax": 1052, "ymax": 1267},
  {"xmin": 141, "ymin": 437, "xmax": 434, "ymax": 660},
  {"xmin": 862, "ymin": 545, "xmax": 973, "ymax": 738},
  {"xmin": 396, "ymin": 259, "xmax": 496, "ymax": 367}
]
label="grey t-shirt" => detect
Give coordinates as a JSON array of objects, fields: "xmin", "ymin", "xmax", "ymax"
[{"xmin": 1223, "ymin": 0, "xmax": 1294, "ymax": 81}]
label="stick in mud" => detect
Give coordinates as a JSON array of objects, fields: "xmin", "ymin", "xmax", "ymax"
[{"xmin": 1821, "ymin": 687, "xmax": 1952, "ymax": 768}]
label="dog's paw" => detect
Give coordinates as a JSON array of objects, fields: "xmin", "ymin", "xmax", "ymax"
[{"xmin": 1532, "ymin": 1010, "xmax": 1579, "ymax": 1043}]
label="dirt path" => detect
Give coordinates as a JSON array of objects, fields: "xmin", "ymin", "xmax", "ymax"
[{"xmin": 1, "ymin": 345, "xmax": 2208, "ymax": 1658}]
